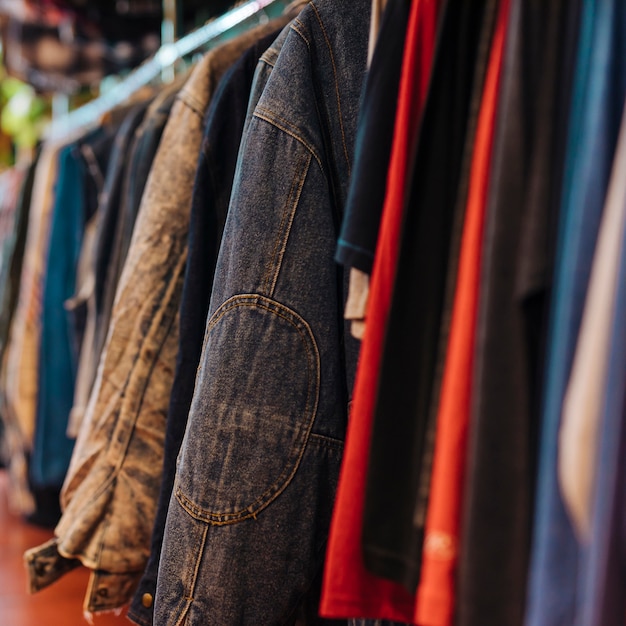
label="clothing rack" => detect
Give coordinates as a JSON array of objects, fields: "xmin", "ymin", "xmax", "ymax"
[{"xmin": 45, "ymin": 0, "xmax": 284, "ymax": 141}]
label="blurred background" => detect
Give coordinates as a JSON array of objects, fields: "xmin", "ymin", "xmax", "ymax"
[{"xmin": 0, "ymin": 0, "xmax": 235, "ymax": 171}]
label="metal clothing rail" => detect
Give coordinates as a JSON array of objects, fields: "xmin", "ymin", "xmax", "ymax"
[{"xmin": 45, "ymin": 0, "xmax": 283, "ymax": 141}]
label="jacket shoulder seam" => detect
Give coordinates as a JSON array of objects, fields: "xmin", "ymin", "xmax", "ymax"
[{"xmin": 253, "ymin": 106, "xmax": 325, "ymax": 174}]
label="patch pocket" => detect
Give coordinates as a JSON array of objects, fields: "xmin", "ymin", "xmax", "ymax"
[{"xmin": 175, "ymin": 294, "xmax": 320, "ymax": 525}]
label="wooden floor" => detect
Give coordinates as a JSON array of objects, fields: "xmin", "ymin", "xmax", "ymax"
[{"xmin": 0, "ymin": 470, "xmax": 130, "ymax": 625}]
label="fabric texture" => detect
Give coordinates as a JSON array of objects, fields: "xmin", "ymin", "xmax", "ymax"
[
  {"xmin": 577, "ymin": 216, "xmax": 626, "ymax": 626},
  {"xmin": 336, "ymin": 0, "xmax": 411, "ymax": 338},
  {"xmin": 413, "ymin": 2, "xmax": 507, "ymax": 623},
  {"xmin": 4, "ymin": 137, "xmax": 67, "ymax": 457},
  {"xmin": 408, "ymin": 0, "xmax": 498, "ymax": 578},
  {"xmin": 336, "ymin": 0, "xmax": 411, "ymax": 275},
  {"xmin": 524, "ymin": 0, "xmax": 626, "ymax": 623},
  {"xmin": 362, "ymin": 0, "xmax": 488, "ymax": 591},
  {"xmin": 369, "ymin": 0, "xmax": 390, "ymax": 62},
  {"xmin": 557, "ymin": 100, "xmax": 626, "ymax": 540},
  {"xmin": 154, "ymin": 1, "xmax": 368, "ymax": 623},
  {"xmin": 31, "ymin": 142, "xmax": 86, "ymax": 489},
  {"xmin": 126, "ymin": 25, "xmax": 292, "ymax": 626},
  {"xmin": 0, "ymin": 157, "xmax": 38, "ymax": 517},
  {"xmin": 67, "ymin": 100, "xmax": 151, "ymax": 435},
  {"xmin": 320, "ymin": 0, "xmax": 439, "ymax": 620},
  {"xmin": 31, "ymin": 123, "xmax": 116, "ymax": 489},
  {"xmin": 0, "ymin": 162, "xmax": 30, "ymax": 508},
  {"xmin": 24, "ymin": 18, "xmax": 285, "ymax": 614},
  {"xmin": 0, "ymin": 161, "xmax": 32, "ymax": 366},
  {"xmin": 457, "ymin": 2, "xmax": 582, "ymax": 624}
]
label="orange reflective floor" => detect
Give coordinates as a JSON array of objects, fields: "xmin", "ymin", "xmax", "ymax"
[{"xmin": 0, "ymin": 470, "xmax": 129, "ymax": 625}]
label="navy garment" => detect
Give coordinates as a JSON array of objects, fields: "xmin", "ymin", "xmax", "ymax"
[
  {"xmin": 361, "ymin": 0, "xmax": 489, "ymax": 591},
  {"xmin": 127, "ymin": 30, "xmax": 285, "ymax": 626},
  {"xmin": 525, "ymin": 0, "xmax": 626, "ymax": 624},
  {"xmin": 457, "ymin": 1, "xmax": 582, "ymax": 625},
  {"xmin": 335, "ymin": 0, "xmax": 411, "ymax": 274}
]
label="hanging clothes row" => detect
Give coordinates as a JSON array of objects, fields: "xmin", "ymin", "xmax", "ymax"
[
  {"xmin": 323, "ymin": 0, "xmax": 625, "ymax": 626},
  {"xmin": 0, "ymin": 0, "xmax": 623, "ymax": 624}
]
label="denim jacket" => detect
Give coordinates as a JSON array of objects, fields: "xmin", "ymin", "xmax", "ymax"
[
  {"xmin": 24, "ymin": 18, "xmax": 288, "ymax": 615},
  {"xmin": 126, "ymin": 25, "xmax": 297, "ymax": 626},
  {"xmin": 154, "ymin": 1, "xmax": 369, "ymax": 623}
]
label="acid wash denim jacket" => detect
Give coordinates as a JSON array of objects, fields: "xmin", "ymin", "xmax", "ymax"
[
  {"xmin": 23, "ymin": 17, "xmax": 289, "ymax": 616},
  {"xmin": 154, "ymin": 1, "xmax": 369, "ymax": 624}
]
